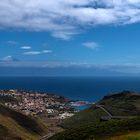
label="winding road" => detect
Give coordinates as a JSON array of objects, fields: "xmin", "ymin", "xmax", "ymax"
[
  {"xmin": 96, "ymin": 105, "xmax": 113, "ymax": 117},
  {"xmin": 96, "ymin": 104, "xmax": 131, "ymax": 120}
]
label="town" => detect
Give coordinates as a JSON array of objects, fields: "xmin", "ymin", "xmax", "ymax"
[{"xmin": 0, "ymin": 89, "xmax": 89, "ymax": 120}]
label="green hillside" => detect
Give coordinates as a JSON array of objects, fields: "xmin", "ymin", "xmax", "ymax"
[
  {"xmin": 50, "ymin": 117, "xmax": 140, "ymax": 140},
  {"xmin": 50, "ymin": 90, "xmax": 140, "ymax": 140},
  {"xmin": 61, "ymin": 90, "xmax": 140, "ymax": 129},
  {"xmin": 61, "ymin": 107, "xmax": 107, "ymax": 129},
  {"xmin": 99, "ymin": 90, "xmax": 140, "ymax": 116},
  {"xmin": 0, "ymin": 104, "xmax": 48, "ymax": 140}
]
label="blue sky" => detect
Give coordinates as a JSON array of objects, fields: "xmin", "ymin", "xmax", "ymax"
[
  {"xmin": 1, "ymin": 0, "xmax": 140, "ymax": 76},
  {"xmin": 1, "ymin": 24, "xmax": 140, "ymax": 64}
]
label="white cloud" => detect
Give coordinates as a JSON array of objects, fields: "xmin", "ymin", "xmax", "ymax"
[
  {"xmin": 42, "ymin": 50, "xmax": 52, "ymax": 53},
  {"xmin": 1, "ymin": 0, "xmax": 140, "ymax": 39},
  {"xmin": 23, "ymin": 50, "xmax": 52, "ymax": 55},
  {"xmin": 7, "ymin": 40, "xmax": 18, "ymax": 45},
  {"xmin": 21, "ymin": 46, "xmax": 31, "ymax": 50},
  {"xmin": 23, "ymin": 51, "xmax": 41, "ymax": 55},
  {"xmin": 83, "ymin": 42, "xmax": 98, "ymax": 50}
]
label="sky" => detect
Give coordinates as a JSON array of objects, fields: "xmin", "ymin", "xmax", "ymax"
[{"xmin": 1, "ymin": 0, "xmax": 140, "ymax": 76}]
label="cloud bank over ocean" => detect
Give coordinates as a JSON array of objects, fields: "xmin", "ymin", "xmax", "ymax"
[{"xmin": 0, "ymin": 60, "xmax": 140, "ymax": 76}]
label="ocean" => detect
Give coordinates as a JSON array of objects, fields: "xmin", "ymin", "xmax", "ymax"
[{"xmin": 0, "ymin": 76, "xmax": 140, "ymax": 102}]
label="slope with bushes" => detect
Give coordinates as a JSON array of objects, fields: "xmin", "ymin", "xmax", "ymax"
[
  {"xmin": 50, "ymin": 90, "xmax": 140, "ymax": 140},
  {"xmin": 61, "ymin": 90, "xmax": 140, "ymax": 129},
  {"xmin": 50, "ymin": 117, "xmax": 140, "ymax": 140}
]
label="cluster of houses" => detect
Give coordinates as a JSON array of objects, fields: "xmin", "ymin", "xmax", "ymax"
[{"xmin": 0, "ymin": 89, "xmax": 75, "ymax": 119}]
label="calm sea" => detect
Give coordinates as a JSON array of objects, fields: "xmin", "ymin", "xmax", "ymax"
[{"xmin": 0, "ymin": 76, "xmax": 140, "ymax": 102}]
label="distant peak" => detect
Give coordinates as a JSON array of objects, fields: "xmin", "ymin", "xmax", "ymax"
[{"xmin": 103, "ymin": 90, "xmax": 140, "ymax": 99}]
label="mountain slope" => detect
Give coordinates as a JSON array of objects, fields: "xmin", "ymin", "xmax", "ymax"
[
  {"xmin": 50, "ymin": 117, "xmax": 140, "ymax": 140},
  {"xmin": 61, "ymin": 107, "xmax": 107, "ymax": 129},
  {"xmin": 61, "ymin": 90, "xmax": 140, "ymax": 129},
  {"xmin": 0, "ymin": 104, "xmax": 48, "ymax": 140},
  {"xmin": 50, "ymin": 90, "xmax": 140, "ymax": 140},
  {"xmin": 99, "ymin": 90, "xmax": 140, "ymax": 116}
]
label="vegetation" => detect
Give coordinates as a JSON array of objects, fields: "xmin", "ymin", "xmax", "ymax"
[
  {"xmin": 61, "ymin": 90, "xmax": 140, "ymax": 129},
  {"xmin": 109, "ymin": 132, "xmax": 140, "ymax": 140},
  {"xmin": 99, "ymin": 90, "xmax": 140, "ymax": 116},
  {"xmin": 61, "ymin": 107, "xmax": 106, "ymax": 129},
  {"xmin": 50, "ymin": 117, "xmax": 140, "ymax": 140},
  {"xmin": 0, "ymin": 104, "xmax": 48, "ymax": 140},
  {"xmin": 50, "ymin": 90, "xmax": 140, "ymax": 140}
]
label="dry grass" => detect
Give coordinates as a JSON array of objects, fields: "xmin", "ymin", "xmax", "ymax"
[
  {"xmin": 0, "ymin": 104, "xmax": 48, "ymax": 140},
  {"xmin": 0, "ymin": 114, "xmax": 40, "ymax": 140},
  {"xmin": 108, "ymin": 132, "xmax": 140, "ymax": 140}
]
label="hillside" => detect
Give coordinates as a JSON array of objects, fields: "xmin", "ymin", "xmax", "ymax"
[
  {"xmin": 50, "ymin": 90, "xmax": 140, "ymax": 140},
  {"xmin": 50, "ymin": 117, "xmax": 140, "ymax": 140},
  {"xmin": 61, "ymin": 90, "xmax": 140, "ymax": 129},
  {"xmin": 60, "ymin": 107, "xmax": 107, "ymax": 129},
  {"xmin": 0, "ymin": 104, "xmax": 48, "ymax": 140},
  {"xmin": 99, "ymin": 90, "xmax": 140, "ymax": 116}
]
